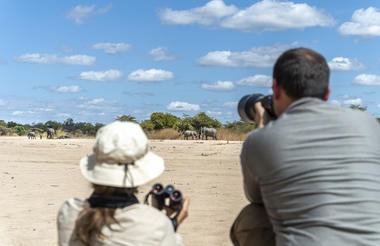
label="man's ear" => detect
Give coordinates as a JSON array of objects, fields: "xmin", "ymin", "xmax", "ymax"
[
  {"xmin": 324, "ymin": 86, "xmax": 331, "ymax": 101},
  {"xmin": 273, "ymin": 79, "xmax": 280, "ymax": 100}
]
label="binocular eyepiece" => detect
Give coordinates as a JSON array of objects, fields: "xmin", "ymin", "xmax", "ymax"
[
  {"xmin": 238, "ymin": 93, "xmax": 276, "ymax": 123},
  {"xmin": 149, "ymin": 183, "xmax": 182, "ymax": 210}
]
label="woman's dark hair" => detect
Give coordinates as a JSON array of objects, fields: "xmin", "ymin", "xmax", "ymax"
[
  {"xmin": 273, "ymin": 47, "xmax": 330, "ymax": 100},
  {"xmin": 74, "ymin": 185, "xmax": 137, "ymax": 246}
]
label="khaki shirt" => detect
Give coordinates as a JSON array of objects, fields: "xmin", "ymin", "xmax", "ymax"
[{"xmin": 57, "ymin": 198, "xmax": 184, "ymax": 246}]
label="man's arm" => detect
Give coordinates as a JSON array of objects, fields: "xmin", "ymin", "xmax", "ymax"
[
  {"xmin": 240, "ymin": 140, "xmax": 263, "ymax": 204},
  {"xmin": 240, "ymin": 101, "xmax": 271, "ymax": 204}
]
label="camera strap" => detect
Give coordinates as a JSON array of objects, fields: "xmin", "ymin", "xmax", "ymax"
[{"xmin": 87, "ymin": 192, "xmax": 139, "ymax": 209}]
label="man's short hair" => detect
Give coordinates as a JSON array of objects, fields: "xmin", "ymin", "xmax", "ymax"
[{"xmin": 273, "ymin": 47, "xmax": 330, "ymax": 100}]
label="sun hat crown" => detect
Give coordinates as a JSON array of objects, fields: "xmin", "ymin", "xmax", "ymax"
[
  {"xmin": 80, "ymin": 121, "xmax": 164, "ymax": 188},
  {"xmin": 94, "ymin": 121, "xmax": 148, "ymax": 164}
]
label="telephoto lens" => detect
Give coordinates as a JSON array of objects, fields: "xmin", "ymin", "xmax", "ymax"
[{"xmin": 237, "ymin": 94, "xmax": 276, "ymax": 123}]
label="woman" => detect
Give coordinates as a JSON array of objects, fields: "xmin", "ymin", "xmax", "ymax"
[{"xmin": 57, "ymin": 121, "xmax": 189, "ymax": 246}]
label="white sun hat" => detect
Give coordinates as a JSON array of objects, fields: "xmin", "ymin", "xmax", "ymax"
[{"xmin": 79, "ymin": 121, "xmax": 164, "ymax": 188}]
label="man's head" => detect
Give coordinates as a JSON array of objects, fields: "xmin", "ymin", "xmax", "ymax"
[{"xmin": 272, "ymin": 47, "xmax": 330, "ymax": 116}]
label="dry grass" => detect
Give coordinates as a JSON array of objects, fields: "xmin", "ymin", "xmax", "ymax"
[
  {"xmin": 146, "ymin": 128, "xmax": 182, "ymax": 140},
  {"xmin": 216, "ymin": 128, "xmax": 248, "ymax": 141},
  {"xmin": 145, "ymin": 128, "xmax": 249, "ymax": 141}
]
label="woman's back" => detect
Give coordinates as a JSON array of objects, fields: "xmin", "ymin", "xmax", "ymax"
[{"xmin": 57, "ymin": 198, "xmax": 183, "ymax": 246}]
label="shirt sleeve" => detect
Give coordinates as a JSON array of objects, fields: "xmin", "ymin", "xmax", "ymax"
[{"xmin": 240, "ymin": 139, "xmax": 263, "ymax": 204}]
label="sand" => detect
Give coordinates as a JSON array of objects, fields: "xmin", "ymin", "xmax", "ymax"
[{"xmin": 0, "ymin": 137, "xmax": 248, "ymax": 246}]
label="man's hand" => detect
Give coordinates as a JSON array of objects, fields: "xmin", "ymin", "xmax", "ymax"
[{"xmin": 254, "ymin": 102, "xmax": 271, "ymax": 128}]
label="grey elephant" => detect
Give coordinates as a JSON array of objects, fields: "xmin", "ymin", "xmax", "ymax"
[
  {"xmin": 27, "ymin": 131, "xmax": 36, "ymax": 139},
  {"xmin": 47, "ymin": 128, "xmax": 55, "ymax": 139},
  {"xmin": 199, "ymin": 127, "xmax": 217, "ymax": 140},
  {"xmin": 184, "ymin": 130, "xmax": 197, "ymax": 140}
]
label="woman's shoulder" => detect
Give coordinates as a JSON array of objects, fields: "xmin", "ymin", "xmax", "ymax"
[{"xmin": 57, "ymin": 198, "xmax": 87, "ymax": 226}]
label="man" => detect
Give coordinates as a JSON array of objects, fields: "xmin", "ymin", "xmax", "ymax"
[{"xmin": 231, "ymin": 48, "xmax": 380, "ymax": 246}]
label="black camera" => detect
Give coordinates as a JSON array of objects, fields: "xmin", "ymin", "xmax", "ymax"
[
  {"xmin": 238, "ymin": 94, "xmax": 276, "ymax": 123},
  {"xmin": 146, "ymin": 183, "xmax": 182, "ymax": 210}
]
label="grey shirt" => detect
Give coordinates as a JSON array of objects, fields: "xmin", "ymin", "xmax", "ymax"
[{"xmin": 241, "ymin": 97, "xmax": 380, "ymax": 246}]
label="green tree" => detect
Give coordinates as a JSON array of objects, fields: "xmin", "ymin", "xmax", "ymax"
[
  {"xmin": 63, "ymin": 118, "xmax": 75, "ymax": 132},
  {"xmin": 14, "ymin": 125, "xmax": 26, "ymax": 136},
  {"xmin": 94, "ymin": 123, "xmax": 105, "ymax": 134},
  {"xmin": 7, "ymin": 121, "xmax": 17, "ymax": 128},
  {"xmin": 176, "ymin": 116, "xmax": 194, "ymax": 133},
  {"xmin": 150, "ymin": 112, "xmax": 180, "ymax": 130},
  {"xmin": 224, "ymin": 120, "xmax": 256, "ymax": 133},
  {"xmin": 45, "ymin": 120, "xmax": 62, "ymax": 131},
  {"xmin": 349, "ymin": 105, "xmax": 367, "ymax": 111},
  {"xmin": 190, "ymin": 112, "xmax": 222, "ymax": 131},
  {"xmin": 0, "ymin": 120, "xmax": 6, "ymax": 127},
  {"xmin": 115, "ymin": 115, "xmax": 138, "ymax": 123},
  {"xmin": 140, "ymin": 120, "xmax": 155, "ymax": 132}
]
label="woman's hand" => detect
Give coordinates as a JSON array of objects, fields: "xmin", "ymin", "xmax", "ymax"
[{"xmin": 164, "ymin": 197, "xmax": 190, "ymax": 225}]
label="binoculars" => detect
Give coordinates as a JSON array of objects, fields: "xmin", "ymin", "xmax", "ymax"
[
  {"xmin": 238, "ymin": 93, "xmax": 276, "ymax": 123},
  {"xmin": 147, "ymin": 183, "xmax": 182, "ymax": 210}
]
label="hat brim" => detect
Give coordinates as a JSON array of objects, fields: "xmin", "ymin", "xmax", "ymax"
[{"xmin": 80, "ymin": 151, "xmax": 164, "ymax": 188}]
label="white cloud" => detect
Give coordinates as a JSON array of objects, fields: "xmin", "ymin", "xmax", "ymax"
[
  {"xmin": 328, "ymin": 57, "xmax": 365, "ymax": 71},
  {"xmin": 38, "ymin": 107, "xmax": 54, "ymax": 112},
  {"xmin": 338, "ymin": 7, "xmax": 380, "ymax": 36},
  {"xmin": 92, "ymin": 42, "xmax": 132, "ymax": 54},
  {"xmin": 167, "ymin": 101, "xmax": 200, "ymax": 111},
  {"xmin": 0, "ymin": 99, "xmax": 6, "ymax": 106},
  {"xmin": 221, "ymin": 0, "xmax": 335, "ymax": 32},
  {"xmin": 77, "ymin": 98, "xmax": 107, "ymax": 109},
  {"xmin": 329, "ymin": 100, "xmax": 341, "ymax": 106},
  {"xmin": 15, "ymin": 53, "xmax": 95, "ymax": 65},
  {"xmin": 343, "ymin": 98, "xmax": 362, "ymax": 105},
  {"xmin": 51, "ymin": 85, "xmax": 82, "ymax": 93},
  {"xmin": 128, "ymin": 69, "xmax": 174, "ymax": 82},
  {"xmin": 197, "ymin": 43, "xmax": 292, "ymax": 67},
  {"xmin": 87, "ymin": 98, "xmax": 105, "ymax": 105},
  {"xmin": 149, "ymin": 47, "xmax": 177, "ymax": 61},
  {"xmin": 223, "ymin": 101, "xmax": 237, "ymax": 108},
  {"xmin": 56, "ymin": 113, "xmax": 70, "ymax": 118},
  {"xmin": 12, "ymin": 111, "xmax": 23, "ymax": 116},
  {"xmin": 206, "ymin": 110, "xmax": 222, "ymax": 116},
  {"xmin": 236, "ymin": 74, "xmax": 272, "ymax": 87},
  {"xmin": 66, "ymin": 4, "xmax": 112, "ymax": 24},
  {"xmin": 378, "ymin": 104, "xmax": 380, "ymax": 108},
  {"xmin": 78, "ymin": 69, "xmax": 122, "ymax": 81},
  {"xmin": 353, "ymin": 74, "xmax": 380, "ymax": 86},
  {"xmin": 159, "ymin": 0, "xmax": 238, "ymax": 25},
  {"xmin": 201, "ymin": 81, "xmax": 235, "ymax": 91},
  {"xmin": 159, "ymin": 0, "xmax": 334, "ymax": 32}
]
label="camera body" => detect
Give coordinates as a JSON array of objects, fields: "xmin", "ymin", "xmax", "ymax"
[
  {"xmin": 238, "ymin": 94, "xmax": 276, "ymax": 123},
  {"xmin": 150, "ymin": 183, "xmax": 182, "ymax": 210}
]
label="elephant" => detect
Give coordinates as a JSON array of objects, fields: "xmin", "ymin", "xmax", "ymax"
[
  {"xmin": 199, "ymin": 127, "xmax": 217, "ymax": 140},
  {"xmin": 27, "ymin": 131, "xmax": 36, "ymax": 139},
  {"xmin": 47, "ymin": 128, "xmax": 55, "ymax": 139},
  {"xmin": 184, "ymin": 130, "xmax": 197, "ymax": 140}
]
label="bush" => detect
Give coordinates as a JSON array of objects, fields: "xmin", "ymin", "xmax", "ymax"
[
  {"xmin": 0, "ymin": 126, "xmax": 12, "ymax": 136},
  {"xmin": 14, "ymin": 126, "xmax": 26, "ymax": 136}
]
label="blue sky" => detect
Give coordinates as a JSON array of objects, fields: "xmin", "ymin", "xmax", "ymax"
[{"xmin": 1, "ymin": 0, "xmax": 380, "ymax": 124}]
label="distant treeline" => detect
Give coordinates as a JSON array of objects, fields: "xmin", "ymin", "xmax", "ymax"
[
  {"xmin": 0, "ymin": 112, "xmax": 257, "ymax": 137},
  {"xmin": 1, "ymin": 107, "xmax": 378, "ymax": 138}
]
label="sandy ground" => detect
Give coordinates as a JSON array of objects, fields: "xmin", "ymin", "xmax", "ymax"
[{"xmin": 0, "ymin": 137, "xmax": 248, "ymax": 246}]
